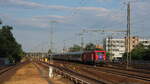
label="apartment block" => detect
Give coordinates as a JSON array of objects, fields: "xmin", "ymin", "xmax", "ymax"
[{"xmin": 104, "ymin": 36, "xmax": 150, "ymax": 60}]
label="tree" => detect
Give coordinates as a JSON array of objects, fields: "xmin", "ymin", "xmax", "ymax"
[
  {"xmin": 131, "ymin": 43, "xmax": 145, "ymax": 60},
  {"xmin": 0, "ymin": 25, "xmax": 24, "ymax": 63},
  {"xmin": 84, "ymin": 43, "xmax": 96, "ymax": 51},
  {"xmin": 123, "ymin": 43, "xmax": 150, "ymax": 60},
  {"xmin": 48, "ymin": 49, "xmax": 52, "ymax": 54},
  {"xmin": 106, "ymin": 52, "xmax": 111, "ymax": 60},
  {"xmin": 142, "ymin": 45, "xmax": 150, "ymax": 60},
  {"xmin": 0, "ymin": 18, "xmax": 2, "ymax": 24},
  {"xmin": 69, "ymin": 44, "xmax": 82, "ymax": 52}
]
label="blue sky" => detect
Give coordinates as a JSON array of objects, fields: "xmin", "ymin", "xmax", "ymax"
[{"xmin": 0, "ymin": 0, "xmax": 150, "ymax": 52}]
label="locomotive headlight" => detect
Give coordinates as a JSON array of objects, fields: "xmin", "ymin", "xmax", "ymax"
[{"xmin": 99, "ymin": 55, "xmax": 103, "ymax": 59}]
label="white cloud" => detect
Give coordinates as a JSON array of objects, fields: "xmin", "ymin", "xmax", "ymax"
[
  {"xmin": 96, "ymin": 0, "xmax": 112, "ymax": 2},
  {"xmin": 34, "ymin": 15, "xmax": 65, "ymax": 19},
  {"xmin": 0, "ymin": 13, "xmax": 64, "ymax": 29},
  {"xmin": 0, "ymin": 0, "xmax": 70, "ymax": 10},
  {"xmin": 13, "ymin": 15, "xmax": 64, "ymax": 28},
  {"xmin": 0, "ymin": 0, "xmax": 111, "ymax": 11},
  {"xmin": 13, "ymin": 18, "xmax": 47, "ymax": 28},
  {"xmin": 75, "ymin": 7, "xmax": 109, "ymax": 12}
]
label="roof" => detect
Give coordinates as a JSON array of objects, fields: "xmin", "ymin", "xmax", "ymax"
[{"xmin": 50, "ymin": 50, "xmax": 106, "ymax": 56}]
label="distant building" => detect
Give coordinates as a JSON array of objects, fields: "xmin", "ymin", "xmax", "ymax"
[
  {"xmin": 104, "ymin": 38, "xmax": 125, "ymax": 60},
  {"xmin": 139, "ymin": 39, "xmax": 150, "ymax": 49},
  {"xmin": 0, "ymin": 57, "xmax": 10, "ymax": 65},
  {"xmin": 104, "ymin": 36, "xmax": 150, "ymax": 60}
]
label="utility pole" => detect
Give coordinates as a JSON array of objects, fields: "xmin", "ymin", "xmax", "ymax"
[
  {"xmin": 77, "ymin": 33, "xmax": 84, "ymax": 51},
  {"xmin": 109, "ymin": 35, "xmax": 114, "ymax": 61},
  {"xmin": 126, "ymin": 2, "xmax": 131, "ymax": 69},
  {"xmin": 50, "ymin": 21, "xmax": 53, "ymax": 53},
  {"xmin": 49, "ymin": 20, "xmax": 57, "ymax": 64},
  {"xmin": 63, "ymin": 40, "xmax": 66, "ymax": 53},
  {"xmin": 108, "ymin": 36, "xmax": 113, "ymax": 61},
  {"xmin": 81, "ymin": 35, "xmax": 84, "ymax": 51}
]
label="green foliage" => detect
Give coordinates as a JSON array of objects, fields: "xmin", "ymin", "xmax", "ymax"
[
  {"xmin": 48, "ymin": 49, "xmax": 52, "ymax": 54},
  {"xmin": 123, "ymin": 52, "xmax": 127, "ymax": 60},
  {"xmin": 84, "ymin": 43, "xmax": 96, "ymax": 51},
  {"xmin": 0, "ymin": 19, "xmax": 2, "ymax": 24},
  {"xmin": 68, "ymin": 43, "xmax": 104, "ymax": 52},
  {"xmin": 131, "ymin": 43, "xmax": 145, "ymax": 60},
  {"xmin": 0, "ymin": 25, "xmax": 24, "ymax": 63},
  {"xmin": 106, "ymin": 52, "xmax": 111, "ymax": 57},
  {"xmin": 69, "ymin": 44, "xmax": 82, "ymax": 52},
  {"xmin": 142, "ymin": 45, "xmax": 150, "ymax": 60},
  {"xmin": 84, "ymin": 43, "xmax": 104, "ymax": 51},
  {"xmin": 123, "ymin": 43, "xmax": 150, "ymax": 60}
]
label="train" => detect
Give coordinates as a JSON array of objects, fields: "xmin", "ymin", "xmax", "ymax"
[{"xmin": 48, "ymin": 50, "xmax": 107, "ymax": 65}]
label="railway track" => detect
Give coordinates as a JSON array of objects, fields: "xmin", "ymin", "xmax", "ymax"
[
  {"xmin": 107, "ymin": 63, "xmax": 150, "ymax": 74},
  {"xmin": 84, "ymin": 66, "xmax": 150, "ymax": 82},
  {"xmin": 0, "ymin": 61, "xmax": 29, "ymax": 75},
  {"xmin": 0, "ymin": 66, "xmax": 14, "ymax": 75},
  {"xmin": 52, "ymin": 60, "xmax": 150, "ymax": 84},
  {"xmin": 0, "ymin": 61, "xmax": 30, "ymax": 84},
  {"xmin": 0, "ymin": 66, "xmax": 7, "ymax": 70},
  {"xmin": 106, "ymin": 64, "xmax": 150, "ymax": 75},
  {"xmin": 54, "ymin": 60, "xmax": 150, "ymax": 76},
  {"xmin": 38, "ymin": 61, "xmax": 111, "ymax": 84}
]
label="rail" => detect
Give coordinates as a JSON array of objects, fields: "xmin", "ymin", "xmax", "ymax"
[
  {"xmin": 0, "ymin": 66, "xmax": 13, "ymax": 75},
  {"xmin": 0, "ymin": 61, "xmax": 29, "ymax": 75},
  {"xmin": 40, "ymin": 61, "xmax": 107, "ymax": 84},
  {"xmin": 54, "ymin": 68, "xmax": 90, "ymax": 84}
]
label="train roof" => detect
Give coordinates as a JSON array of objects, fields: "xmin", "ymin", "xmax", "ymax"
[
  {"xmin": 49, "ymin": 50, "xmax": 106, "ymax": 56},
  {"xmin": 51, "ymin": 51, "xmax": 83, "ymax": 56}
]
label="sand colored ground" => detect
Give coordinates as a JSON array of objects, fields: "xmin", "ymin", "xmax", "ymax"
[
  {"xmin": 35, "ymin": 62, "xmax": 74, "ymax": 84},
  {"xmin": 2, "ymin": 62, "xmax": 49, "ymax": 84},
  {"xmin": 1, "ymin": 62, "xmax": 74, "ymax": 84}
]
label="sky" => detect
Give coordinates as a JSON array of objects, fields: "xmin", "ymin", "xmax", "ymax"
[{"xmin": 0, "ymin": 0, "xmax": 150, "ymax": 52}]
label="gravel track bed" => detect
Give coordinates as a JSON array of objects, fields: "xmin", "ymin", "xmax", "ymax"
[{"xmin": 51, "ymin": 60, "xmax": 150, "ymax": 84}]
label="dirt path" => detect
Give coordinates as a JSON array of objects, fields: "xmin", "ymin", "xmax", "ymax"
[
  {"xmin": 2, "ymin": 62, "xmax": 49, "ymax": 84},
  {"xmin": 1, "ymin": 61, "xmax": 75, "ymax": 84},
  {"xmin": 34, "ymin": 62, "xmax": 74, "ymax": 84}
]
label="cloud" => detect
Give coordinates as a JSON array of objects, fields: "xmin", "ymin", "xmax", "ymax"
[
  {"xmin": 0, "ymin": 13, "xmax": 65, "ymax": 29},
  {"xmin": 16, "ymin": 18, "xmax": 49, "ymax": 28},
  {"xmin": 0, "ymin": 0, "xmax": 70, "ymax": 10},
  {"xmin": 96, "ymin": 0, "xmax": 112, "ymax": 2},
  {"xmin": 0, "ymin": 0, "xmax": 111, "ymax": 11},
  {"xmin": 75, "ymin": 7, "xmax": 109, "ymax": 12},
  {"xmin": 5, "ymin": 6, "xmax": 124, "ymax": 31},
  {"xmin": 13, "ymin": 15, "xmax": 66, "ymax": 28},
  {"xmin": 34, "ymin": 15, "xmax": 65, "ymax": 19}
]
